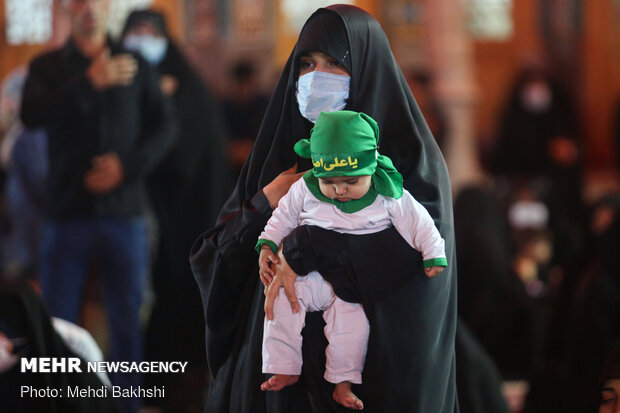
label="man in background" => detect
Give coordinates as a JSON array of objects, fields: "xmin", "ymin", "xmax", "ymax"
[{"xmin": 20, "ymin": 0, "xmax": 176, "ymax": 411}]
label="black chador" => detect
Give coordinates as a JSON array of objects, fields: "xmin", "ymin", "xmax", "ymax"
[{"xmin": 191, "ymin": 5, "xmax": 459, "ymax": 412}]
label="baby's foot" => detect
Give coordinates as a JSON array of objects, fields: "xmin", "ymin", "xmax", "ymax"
[
  {"xmin": 333, "ymin": 381, "xmax": 364, "ymax": 410},
  {"xmin": 260, "ymin": 374, "xmax": 299, "ymax": 391}
]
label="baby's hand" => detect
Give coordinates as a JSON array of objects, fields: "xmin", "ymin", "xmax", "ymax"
[
  {"xmin": 424, "ymin": 266, "xmax": 445, "ymax": 278},
  {"xmin": 259, "ymin": 246, "xmax": 279, "ymax": 288}
]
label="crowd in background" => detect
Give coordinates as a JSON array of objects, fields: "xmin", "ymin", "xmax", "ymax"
[{"xmin": 0, "ymin": 4, "xmax": 619, "ymax": 413}]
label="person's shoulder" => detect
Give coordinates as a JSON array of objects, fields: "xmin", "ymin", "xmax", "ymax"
[{"xmin": 29, "ymin": 44, "xmax": 69, "ymax": 69}]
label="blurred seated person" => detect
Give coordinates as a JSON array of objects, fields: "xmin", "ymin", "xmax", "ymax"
[
  {"xmin": 222, "ymin": 60, "xmax": 269, "ymax": 177},
  {"xmin": 564, "ymin": 193, "xmax": 620, "ymax": 413},
  {"xmin": 491, "ymin": 62, "xmax": 584, "ymax": 268},
  {"xmin": 0, "ymin": 282, "xmax": 118, "ymax": 412},
  {"xmin": 454, "ymin": 185, "xmax": 543, "ymax": 382}
]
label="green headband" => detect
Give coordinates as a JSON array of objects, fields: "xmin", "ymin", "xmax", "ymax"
[{"xmin": 294, "ymin": 110, "xmax": 403, "ymax": 199}]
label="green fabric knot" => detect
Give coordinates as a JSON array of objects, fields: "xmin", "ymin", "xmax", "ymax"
[
  {"xmin": 294, "ymin": 139, "xmax": 312, "ymax": 158},
  {"xmin": 374, "ymin": 154, "xmax": 403, "ymax": 199}
]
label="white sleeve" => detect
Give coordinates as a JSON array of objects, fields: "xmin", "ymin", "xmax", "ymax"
[
  {"xmin": 256, "ymin": 179, "xmax": 306, "ymax": 253},
  {"xmin": 387, "ymin": 190, "xmax": 447, "ymax": 267}
]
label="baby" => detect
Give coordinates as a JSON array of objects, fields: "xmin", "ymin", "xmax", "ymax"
[{"xmin": 256, "ymin": 111, "xmax": 446, "ymax": 410}]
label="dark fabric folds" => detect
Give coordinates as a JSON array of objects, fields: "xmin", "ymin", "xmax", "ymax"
[
  {"xmin": 295, "ymin": 9, "xmax": 352, "ymax": 74},
  {"xmin": 282, "ymin": 225, "xmax": 413, "ymax": 307},
  {"xmin": 190, "ymin": 5, "xmax": 458, "ymax": 412}
]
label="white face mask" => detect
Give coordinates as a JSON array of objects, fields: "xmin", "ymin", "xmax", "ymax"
[
  {"xmin": 508, "ymin": 200, "xmax": 549, "ymax": 229},
  {"xmin": 296, "ymin": 71, "xmax": 350, "ymax": 123},
  {"xmin": 520, "ymin": 82, "xmax": 552, "ymax": 113},
  {"xmin": 123, "ymin": 34, "xmax": 168, "ymax": 66}
]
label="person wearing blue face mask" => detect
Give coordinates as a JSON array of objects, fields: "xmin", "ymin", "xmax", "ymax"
[
  {"xmin": 295, "ymin": 52, "xmax": 351, "ymax": 123},
  {"xmin": 123, "ymin": 33, "xmax": 168, "ymax": 67},
  {"xmin": 121, "ymin": 9, "xmax": 230, "ymax": 413},
  {"xmin": 191, "ymin": 5, "xmax": 458, "ymax": 413}
]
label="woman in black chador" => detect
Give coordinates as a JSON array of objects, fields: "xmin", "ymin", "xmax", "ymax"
[
  {"xmin": 121, "ymin": 10, "xmax": 229, "ymax": 410},
  {"xmin": 191, "ymin": 5, "xmax": 458, "ymax": 412}
]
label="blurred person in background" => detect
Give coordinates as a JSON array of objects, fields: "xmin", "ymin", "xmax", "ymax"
[
  {"xmin": 454, "ymin": 185, "xmax": 542, "ymax": 384},
  {"xmin": 121, "ymin": 9, "xmax": 229, "ymax": 412},
  {"xmin": 563, "ymin": 193, "xmax": 620, "ymax": 413},
  {"xmin": 523, "ymin": 193, "xmax": 620, "ymax": 413},
  {"xmin": 20, "ymin": 0, "xmax": 176, "ymax": 411},
  {"xmin": 0, "ymin": 281, "xmax": 118, "ymax": 413},
  {"xmin": 490, "ymin": 63, "xmax": 584, "ymax": 268},
  {"xmin": 222, "ymin": 60, "xmax": 270, "ymax": 180},
  {"xmin": 0, "ymin": 66, "xmax": 48, "ymax": 283}
]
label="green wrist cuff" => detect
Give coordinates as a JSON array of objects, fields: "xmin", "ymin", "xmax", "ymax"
[
  {"xmin": 423, "ymin": 257, "xmax": 448, "ymax": 268},
  {"xmin": 255, "ymin": 239, "xmax": 279, "ymax": 255}
]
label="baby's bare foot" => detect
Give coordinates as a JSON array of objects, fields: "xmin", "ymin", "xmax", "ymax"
[
  {"xmin": 260, "ymin": 374, "xmax": 299, "ymax": 391},
  {"xmin": 333, "ymin": 381, "xmax": 364, "ymax": 410}
]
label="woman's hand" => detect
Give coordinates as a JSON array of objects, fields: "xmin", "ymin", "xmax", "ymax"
[
  {"xmin": 264, "ymin": 245, "xmax": 299, "ymax": 320},
  {"xmin": 262, "ymin": 164, "xmax": 306, "ymax": 209},
  {"xmin": 258, "ymin": 245, "xmax": 279, "ymax": 287}
]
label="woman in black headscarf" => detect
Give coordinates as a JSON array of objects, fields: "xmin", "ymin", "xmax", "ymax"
[
  {"xmin": 121, "ymin": 10, "xmax": 229, "ymax": 411},
  {"xmin": 490, "ymin": 65, "xmax": 584, "ymax": 266},
  {"xmin": 191, "ymin": 5, "xmax": 458, "ymax": 412}
]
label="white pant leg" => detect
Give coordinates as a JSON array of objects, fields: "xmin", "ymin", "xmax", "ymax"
[
  {"xmin": 323, "ymin": 297, "xmax": 370, "ymax": 384},
  {"xmin": 262, "ymin": 271, "xmax": 335, "ymax": 375}
]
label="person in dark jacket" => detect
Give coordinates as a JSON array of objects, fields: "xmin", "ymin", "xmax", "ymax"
[{"xmin": 20, "ymin": 1, "xmax": 176, "ymax": 412}]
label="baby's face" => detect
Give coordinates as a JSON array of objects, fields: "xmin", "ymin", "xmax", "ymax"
[{"xmin": 318, "ymin": 175, "xmax": 372, "ymax": 202}]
